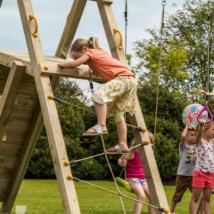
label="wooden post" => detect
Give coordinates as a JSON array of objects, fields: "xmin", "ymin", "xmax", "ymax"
[
  {"xmin": 97, "ymin": 1, "xmax": 169, "ymax": 212},
  {"xmin": 16, "ymin": 0, "xmax": 81, "ymax": 213}
]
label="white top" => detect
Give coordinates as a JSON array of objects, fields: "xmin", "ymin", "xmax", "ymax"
[{"xmin": 195, "ymin": 139, "xmax": 214, "ymax": 173}]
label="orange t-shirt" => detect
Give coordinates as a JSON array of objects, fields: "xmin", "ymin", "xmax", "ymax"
[{"xmin": 85, "ymin": 48, "xmax": 135, "ymax": 81}]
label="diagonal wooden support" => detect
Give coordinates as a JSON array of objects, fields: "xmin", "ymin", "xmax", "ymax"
[
  {"xmin": 17, "ymin": 0, "xmax": 81, "ymax": 213},
  {"xmin": 97, "ymin": 1, "xmax": 169, "ymax": 212},
  {"xmin": 56, "ymin": 0, "xmax": 87, "ymax": 58},
  {"xmin": 0, "ymin": 0, "xmax": 91, "ymax": 211},
  {"xmin": 0, "ymin": 61, "xmax": 25, "ymax": 142}
]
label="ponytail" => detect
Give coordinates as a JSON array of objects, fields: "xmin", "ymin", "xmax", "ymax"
[{"xmin": 88, "ymin": 37, "xmax": 101, "ymax": 49}]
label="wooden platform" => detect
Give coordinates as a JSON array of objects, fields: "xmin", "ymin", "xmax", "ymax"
[
  {"xmin": 0, "ymin": 49, "xmax": 101, "ymax": 205},
  {"xmin": 0, "ymin": 50, "xmax": 104, "ymax": 82}
]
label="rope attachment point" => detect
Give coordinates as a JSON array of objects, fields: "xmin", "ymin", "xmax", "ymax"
[
  {"xmin": 158, "ymin": 207, "xmax": 169, "ymax": 213},
  {"xmin": 64, "ymin": 161, "xmax": 70, "ymax": 166}
]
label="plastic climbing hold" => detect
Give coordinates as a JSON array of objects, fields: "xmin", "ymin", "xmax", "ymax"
[
  {"xmin": 182, "ymin": 103, "xmax": 208, "ymax": 129},
  {"xmin": 47, "ymin": 94, "xmax": 54, "ymax": 99}
]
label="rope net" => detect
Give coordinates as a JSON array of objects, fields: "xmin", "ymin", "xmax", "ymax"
[{"xmin": 48, "ymin": 94, "xmax": 169, "ymax": 213}]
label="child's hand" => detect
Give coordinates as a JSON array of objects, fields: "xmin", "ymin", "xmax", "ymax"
[
  {"xmin": 199, "ymin": 118, "xmax": 206, "ymax": 126},
  {"xmin": 58, "ymin": 63, "xmax": 64, "ymax": 68},
  {"xmin": 118, "ymin": 158, "xmax": 127, "ymax": 167},
  {"xmin": 185, "ymin": 118, "xmax": 190, "ymax": 126}
]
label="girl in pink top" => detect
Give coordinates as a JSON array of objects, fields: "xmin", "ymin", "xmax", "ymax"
[
  {"xmin": 118, "ymin": 137, "xmax": 155, "ymax": 214},
  {"xmin": 58, "ymin": 37, "xmax": 137, "ymax": 153},
  {"xmin": 189, "ymin": 119, "xmax": 214, "ymax": 214}
]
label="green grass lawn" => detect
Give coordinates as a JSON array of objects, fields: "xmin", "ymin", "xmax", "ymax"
[{"xmin": 2, "ymin": 179, "xmax": 205, "ymax": 213}]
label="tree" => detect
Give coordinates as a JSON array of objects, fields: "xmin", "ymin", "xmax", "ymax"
[
  {"xmin": 131, "ymin": 0, "xmax": 214, "ymax": 180},
  {"xmin": 134, "ymin": 0, "xmax": 214, "ymax": 99}
]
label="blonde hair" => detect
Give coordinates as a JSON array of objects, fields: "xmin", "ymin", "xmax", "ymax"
[
  {"xmin": 123, "ymin": 131, "xmax": 154, "ymax": 160},
  {"xmin": 204, "ymin": 121, "xmax": 214, "ymax": 131},
  {"xmin": 70, "ymin": 37, "xmax": 101, "ymax": 54}
]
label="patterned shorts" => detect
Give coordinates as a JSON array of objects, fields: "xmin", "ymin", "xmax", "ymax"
[
  {"xmin": 91, "ymin": 76, "xmax": 137, "ymax": 117},
  {"xmin": 127, "ymin": 178, "xmax": 147, "ymax": 187}
]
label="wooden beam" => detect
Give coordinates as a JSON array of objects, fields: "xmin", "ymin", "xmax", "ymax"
[
  {"xmin": 0, "ymin": 50, "xmax": 30, "ymax": 68},
  {"xmin": 39, "ymin": 62, "xmax": 105, "ymax": 83},
  {"xmin": 0, "ymin": 61, "xmax": 25, "ymax": 142},
  {"xmin": 55, "ymin": 0, "xmax": 87, "ymax": 57},
  {"xmin": 97, "ymin": 1, "xmax": 127, "ymax": 61},
  {"xmin": 97, "ymin": 2, "xmax": 169, "ymax": 213},
  {"xmin": 90, "ymin": 0, "xmax": 113, "ymax": 4},
  {"xmin": 17, "ymin": 1, "xmax": 81, "ymax": 214},
  {"xmin": 0, "ymin": 50, "xmax": 104, "ymax": 82},
  {"xmin": 0, "ymin": 0, "xmax": 3, "ymax": 7}
]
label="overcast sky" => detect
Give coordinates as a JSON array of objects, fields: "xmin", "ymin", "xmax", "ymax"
[{"xmin": 0, "ymin": 0, "xmax": 186, "ymax": 93}]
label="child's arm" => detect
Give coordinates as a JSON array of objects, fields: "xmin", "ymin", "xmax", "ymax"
[
  {"xmin": 195, "ymin": 119, "xmax": 205, "ymax": 147},
  {"xmin": 180, "ymin": 123, "xmax": 189, "ymax": 147},
  {"xmin": 118, "ymin": 156, "xmax": 127, "ymax": 167},
  {"xmin": 58, "ymin": 54, "xmax": 90, "ymax": 68}
]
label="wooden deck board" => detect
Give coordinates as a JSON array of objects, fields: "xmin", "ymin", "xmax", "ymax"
[
  {"xmin": 10, "ymin": 107, "xmax": 35, "ymax": 121},
  {"xmin": 0, "ymin": 143, "xmax": 23, "ymax": 156},
  {"xmin": 0, "ymin": 156, "xmax": 19, "ymax": 169},
  {"xmin": 0, "ymin": 180, "xmax": 12, "ymax": 192}
]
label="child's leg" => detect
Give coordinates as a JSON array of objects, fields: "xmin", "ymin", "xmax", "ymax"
[
  {"xmin": 84, "ymin": 103, "xmax": 108, "ymax": 134},
  {"xmin": 130, "ymin": 182, "xmax": 146, "ymax": 214},
  {"xmin": 116, "ymin": 120, "xmax": 129, "ymax": 152},
  {"xmin": 202, "ymin": 188, "xmax": 212, "ymax": 214},
  {"xmin": 95, "ymin": 103, "xmax": 107, "ymax": 131},
  {"xmin": 171, "ymin": 175, "xmax": 191, "ymax": 213},
  {"xmin": 142, "ymin": 183, "xmax": 155, "ymax": 214},
  {"xmin": 189, "ymin": 187, "xmax": 203, "ymax": 214},
  {"xmin": 107, "ymin": 108, "xmax": 129, "ymax": 152}
]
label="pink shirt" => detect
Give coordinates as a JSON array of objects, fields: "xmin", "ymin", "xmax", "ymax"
[
  {"xmin": 85, "ymin": 48, "xmax": 135, "ymax": 81},
  {"xmin": 126, "ymin": 151, "xmax": 145, "ymax": 180}
]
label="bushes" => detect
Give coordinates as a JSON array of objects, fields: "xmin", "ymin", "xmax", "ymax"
[
  {"xmin": 25, "ymin": 136, "xmax": 55, "ymax": 179},
  {"xmin": 25, "ymin": 135, "xmax": 108, "ymax": 180},
  {"xmin": 154, "ymin": 133, "xmax": 179, "ymax": 180},
  {"xmin": 71, "ymin": 159, "xmax": 107, "ymax": 180}
]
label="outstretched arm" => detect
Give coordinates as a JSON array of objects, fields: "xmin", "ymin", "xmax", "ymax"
[
  {"xmin": 58, "ymin": 54, "xmax": 90, "ymax": 68},
  {"xmin": 180, "ymin": 123, "xmax": 189, "ymax": 147},
  {"xmin": 195, "ymin": 119, "xmax": 205, "ymax": 147}
]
